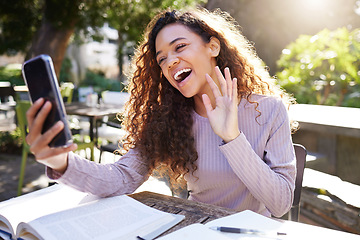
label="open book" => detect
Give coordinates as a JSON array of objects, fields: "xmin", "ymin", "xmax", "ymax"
[
  {"xmin": 158, "ymin": 210, "xmax": 360, "ymax": 240},
  {"xmin": 0, "ymin": 184, "xmax": 184, "ymax": 240}
]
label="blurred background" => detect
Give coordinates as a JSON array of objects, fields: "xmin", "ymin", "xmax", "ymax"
[
  {"xmin": 1, "ymin": 0, "xmax": 360, "ymax": 235},
  {"xmin": 1, "ymin": 0, "xmax": 360, "ymax": 106}
]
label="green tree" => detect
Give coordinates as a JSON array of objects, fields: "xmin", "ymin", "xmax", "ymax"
[
  {"xmin": 1, "ymin": 0, "xmax": 204, "ymax": 81},
  {"xmin": 205, "ymin": 0, "xmax": 360, "ymax": 75},
  {"xmin": 0, "ymin": 0, "xmax": 109, "ymax": 78},
  {"xmin": 276, "ymin": 27, "xmax": 360, "ymax": 107},
  {"xmin": 106, "ymin": 0, "xmax": 205, "ymax": 80}
]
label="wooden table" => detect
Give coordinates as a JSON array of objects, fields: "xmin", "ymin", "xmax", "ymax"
[
  {"xmin": 129, "ymin": 191, "xmax": 238, "ymax": 237},
  {"xmin": 130, "ymin": 191, "xmax": 360, "ymax": 239}
]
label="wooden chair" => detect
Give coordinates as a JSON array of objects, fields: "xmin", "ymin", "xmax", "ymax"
[{"xmin": 290, "ymin": 144, "xmax": 307, "ymax": 221}]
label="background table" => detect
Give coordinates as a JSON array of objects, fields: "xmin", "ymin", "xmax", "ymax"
[{"xmin": 65, "ymin": 102, "xmax": 123, "ymax": 145}]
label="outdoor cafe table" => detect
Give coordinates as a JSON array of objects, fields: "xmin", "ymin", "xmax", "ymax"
[
  {"xmin": 129, "ymin": 191, "xmax": 360, "ymax": 239},
  {"xmin": 64, "ymin": 102, "xmax": 123, "ymax": 145}
]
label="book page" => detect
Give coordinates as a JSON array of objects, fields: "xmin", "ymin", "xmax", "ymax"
[
  {"xmin": 0, "ymin": 214, "xmax": 13, "ymax": 238},
  {"xmin": 205, "ymin": 210, "xmax": 360, "ymax": 240},
  {"xmin": 0, "ymin": 184, "xmax": 90, "ymax": 239},
  {"xmin": 21, "ymin": 195, "xmax": 184, "ymax": 240},
  {"xmin": 0, "ymin": 230, "xmax": 12, "ymax": 240}
]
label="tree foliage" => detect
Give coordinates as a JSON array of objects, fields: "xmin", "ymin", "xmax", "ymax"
[
  {"xmin": 0, "ymin": 0, "xmax": 42, "ymax": 55},
  {"xmin": 205, "ymin": 0, "xmax": 360, "ymax": 75},
  {"xmin": 0, "ymin": 0, "xmax": 111, "ymax": 77},
  {"xmin": 276, "ymin": 27, "xmax": 360, "ymax": 107},
  {"xmin": 0, "ymin": 0, "xmax": 204, "ymax": 81},
  {"xmin": 106, "ymin": 0, "xmax": 205, "ymax": 78}
]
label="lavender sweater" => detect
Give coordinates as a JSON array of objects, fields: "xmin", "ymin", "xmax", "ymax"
[{"xmin": 48, "ymin": 94, "xmax": 296, "ymax": 217}]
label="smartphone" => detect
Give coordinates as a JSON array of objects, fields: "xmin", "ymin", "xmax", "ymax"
[{"xmin": 22, "ymin": 54, "xmax": 73, "ymax": 147}]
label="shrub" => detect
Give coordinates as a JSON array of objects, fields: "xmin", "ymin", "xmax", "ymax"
[
  {"xmin": 276, "ymin": 27, "xmax": 360, "ymax": 107},
  {"xmin": 0, "ymin": 128, "xmax": 22, "ymax": 154},
  {"xmin": 80, "ymin": 69, "xmax": 125, "ymax": 93},
  {"xmin": 0, "ymin": 64, "xmax": 24, "ymax": 86}
]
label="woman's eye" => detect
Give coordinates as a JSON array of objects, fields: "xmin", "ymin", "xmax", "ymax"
[
  {"xmin": 175, "ymin": 44, "xmax": 186, "ymax": 51},
  {"xmin": 158, "ymin": 57, "xmax": 165, "ymax": 65}
]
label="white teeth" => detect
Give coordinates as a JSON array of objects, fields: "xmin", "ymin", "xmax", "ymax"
[{"xmin": 174, "ymin": 68, "xmax": 191, "ymax": 80}]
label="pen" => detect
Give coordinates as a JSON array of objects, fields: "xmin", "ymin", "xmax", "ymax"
[{"xmin": 209, "ymin": 226, "xmax": 286, "ymax": 236}]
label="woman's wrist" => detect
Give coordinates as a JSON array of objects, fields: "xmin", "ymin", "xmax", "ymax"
[
  {"xmin": 41, "ymin": 152, "xmax": 69, "ymax": 174},
  {"xmin": 222, "ymin": 130, "xmax": 241, "ymax": 143}
]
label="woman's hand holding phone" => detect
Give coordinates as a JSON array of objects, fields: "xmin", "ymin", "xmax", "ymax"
[{"xmin": 26, "ymin": 98, "xmax": 78, "ymax": 173}]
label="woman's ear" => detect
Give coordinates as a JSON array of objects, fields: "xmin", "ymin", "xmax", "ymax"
[{"xmin": 208, "ymin": 37, "xmax": 220, "ymax": 57}]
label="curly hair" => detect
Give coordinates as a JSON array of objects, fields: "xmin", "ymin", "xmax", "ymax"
[{"xmin": 121, "ymin": 7, "xmax": 295, "ymax": 182}]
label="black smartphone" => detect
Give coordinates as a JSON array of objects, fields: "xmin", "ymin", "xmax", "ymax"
[{"xmin": 22, "ymin": 54, "xmax": 73, "ymax": 147}]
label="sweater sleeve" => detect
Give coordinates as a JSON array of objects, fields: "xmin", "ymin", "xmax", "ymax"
[
  {"xmin": 219, "ymin": 100, "xmax": 296, "ymax": 217},
  {"xmin": 46, "ymin": 149, "xmax": 150, "ymax": 197}
]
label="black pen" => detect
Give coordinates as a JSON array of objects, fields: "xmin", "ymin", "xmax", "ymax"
[{"xmin": 209, "ymin": 226, "xmax": 286, "ymax": 236}]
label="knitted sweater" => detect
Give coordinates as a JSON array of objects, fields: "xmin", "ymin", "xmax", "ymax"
[{"xmin": 47, "ymin": 94, "xmax": 296, "ymax": 217}]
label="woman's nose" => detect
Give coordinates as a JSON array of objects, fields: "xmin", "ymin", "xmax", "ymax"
[{"xmin": 167, "ymin": 55, "xmax": 179, "ymax": 69}]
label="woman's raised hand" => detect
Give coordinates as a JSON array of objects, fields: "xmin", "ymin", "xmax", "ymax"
[
  {"xmin": 26, "ymin": 98, "xmax": 77, "ymax": 173},
  {"xmin": 202, "ymin": 66, "xmax": 240, "ymax": 143}
]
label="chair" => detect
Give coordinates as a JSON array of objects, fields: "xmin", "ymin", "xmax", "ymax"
[
  {"xmin": 77, "ymin": 86, "xmax": 94, "ymax": 102},
  {"xmin": 289, "ymin": 144, "xmax": 307, "ymax": 221},
  {"xmin": 60, "ymin": 82, "xmax": 74, "ymax": 103},
  {"xmin": 15, "ymin": 101, "xmax": 32, "ymax": 196},
  {"xmin": 97, "ymin": 91, "xmax": 129, "ymax": 162},
  {"xmin": 60, "ymin": 83, "xmax": 96, "ymax": 161},
  {"xmin": 97, "ymin": 120, "xmax": 126, "ymax": 163},
  {"xmin": 0, "ymin": 82, "xmax": 16, "ymax": 115},
  {"xmin": 15, "ymin": 100, "xmax": 96, "ymax": 195}
]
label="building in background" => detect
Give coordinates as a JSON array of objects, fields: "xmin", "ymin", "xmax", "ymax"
[{"xmin": 66, "ymin": 23, "xmax": 120, "ymax": 84}]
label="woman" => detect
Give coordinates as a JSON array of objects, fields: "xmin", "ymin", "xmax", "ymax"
[{"xmin": 26, "ymin": 7, "xmax": 296, "ymax": 217}]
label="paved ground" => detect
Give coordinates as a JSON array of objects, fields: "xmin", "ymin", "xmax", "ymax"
[{"xmin": 0, "ymin": 153, "xmax": 46, "ymax": 201}]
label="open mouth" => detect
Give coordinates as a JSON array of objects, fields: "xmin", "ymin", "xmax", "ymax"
[{"xmin": 174, "ymin": 68, "xmax": 192, "ymax": 83}]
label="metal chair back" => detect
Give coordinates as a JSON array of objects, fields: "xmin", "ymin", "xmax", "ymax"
[{"xmin": 289, "ymin": 144, "xmax": 307, "ymax": 221}]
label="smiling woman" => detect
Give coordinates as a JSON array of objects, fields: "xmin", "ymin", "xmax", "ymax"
[
  {"xmin": 25, "ymin": 7, "xmax": 297, "ymax": 218},
  {"xmin": 154, "ymin": 23, "xmax": 220, "ymax": 100}
]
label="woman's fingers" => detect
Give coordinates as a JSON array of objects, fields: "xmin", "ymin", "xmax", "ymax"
[
  {"xmin": 215, "ymin": 66, "xmax": 227, "ymax": 96},
  {"xmin": 205, "ymin": 73, "xmax": 221, "ymax": 99},
  {"xmin": 36, "ymin": 143, "xmax": 77, "ymax": 162},
  {"xmin": 26, "ymin": 100, "xmax": 52, "ymax": 145},
  {"xmin": 28, "ymin": 120, "xmax": 63, "ymax": 152},
  {"xmin": 26, "ymin": 98, "xmax": 44, "ymax": 127},
  {"xmin": 232, "ymin": 78, "xmax": 238, "ymax": 105},
  {"xmin": 213, "ymin": 66, "xmax": 234, "ymax": 99},
  {"xmin": 41, "ymin": 121, "xmax": 64, "ymax": 144},
  {"xmin": 206, "ymin": 66, "xmax": 237, "ymax": 101},
  {"xmin": 224, "ymin": 67, "xmax": 233, "ymax": 99},
  {"xmin": 202, "ymin": 93, "xmax": 213, "ymax": 113}
]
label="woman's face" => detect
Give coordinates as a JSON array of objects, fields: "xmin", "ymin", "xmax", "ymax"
[{"xmin": 155, "ymin": 23, "xmax": 219, "ymax": 98}]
